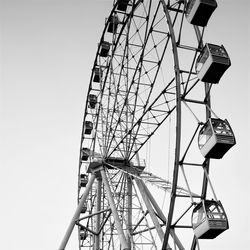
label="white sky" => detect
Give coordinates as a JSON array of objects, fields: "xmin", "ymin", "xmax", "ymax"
[{"xmin": 1, "ymin": 0, "xmax": 250, "ymax": 250}]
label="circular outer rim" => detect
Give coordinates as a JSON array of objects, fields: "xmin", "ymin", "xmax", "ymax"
[{"xmin": 78, "ymin": 1, "xmax": 212, "ymax": 249}]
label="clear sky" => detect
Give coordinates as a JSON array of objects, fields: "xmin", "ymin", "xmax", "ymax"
[{"xmin": 1, "ymin": 0, "xmax": 249, "ymax": 250}]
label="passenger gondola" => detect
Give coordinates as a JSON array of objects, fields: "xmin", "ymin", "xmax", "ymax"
[
  {"xmin": 79, "ymin": 227, "xmax": 88, "ymax": 241},
  {"xmin": 196, "ymin": 43, "xmax": 231, "ymax": 83},
  {"xmin": 88, "ymin": 94, "xmax": 97, "ymax": 109},
  {"xmin": 198, "ymin": 118, "xmax": 236, "ymax": 159},
  {"xmin": 99, "ymin": 41, "xmax": 111, "ymax": 57},
  {"xmin": 93, "ymin": 67, "xmax": 102, "ymax": 82},
  {"xmin": 107, "ymin": 15, "xmax": 119, "ymax": 33},
  {"xmin": 80, "ymin": 174, "xmax": 88, "ymax": 187},
  {"xmin": 84, "ymin": 121, "xmax": 93, "ymax": 135},
  {"xmin": 186, "ymin": 0, "xmax": 217, "ymax": 27},
  {"xmin": 117, "ymin": 0, "xmax": 129, "ymax": 12},
  {"xmin": 192, "ymin": 200, "xmax": 229, "ymax": 239},
  {"xmin": 81, "ymin": 202, "xmax": 87, "ymax": 213},
  {"xmin": 81, "ymin": 148, "xmax": 90, "ymax": 161}
]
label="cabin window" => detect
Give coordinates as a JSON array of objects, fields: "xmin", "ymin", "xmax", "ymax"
[
  {"xmin": 117, "ymin": 0, "xmax": 129, "ymax": 12},
  {"xmin": 186, "ymin": 0, "xmax": 196, "ymax": 16},
  {"xmin": 196, "ymin": 47, "xmax": 209, "ymax": 72},
  {"xmin": 211, "ymin": 119, "xmax": 233, "ymax": 136},
  {"xmin": 198, "ymin": 122, "xmax": 213, "ymax": 149},
  {"xmin": 192, "ymin": 206, "xmax": 206, "ymax": 228}
]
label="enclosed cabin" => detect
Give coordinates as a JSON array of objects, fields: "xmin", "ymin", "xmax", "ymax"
[
  {"xmin": 186, "ymin": 0, "xmax": 217, "ymax": 27},
  {"xmin": 93, "ymin": 67, "xmax": 102, "ymax": 82},
  {"xmin": 81, "ymin": 202, "xmax": 87, "ymax": 213},
  {"xmin": 81, "ymin": 147, "xmax": 90, "ymax": 161},
  {"xmin": 84, "ymin": 121, "xmax": 93, "ymax": 135},
  {"xmin": 79, "ymin": 227, "xmax": 88, "ymax": 241},
  {"xmin": 107, "ymin": 15, "xmax": 119, "ymax": 33},
  {"xmin": 80, "ymin": 174, "xmax": 88, "ymax": 187},
  {"xmin": 99, "ymin": 41, "xmax": 111, "ymax": 57},
  {"xmin": 196, "ymin": 43, "xmax": 231, "ymax": 83},
  {"xmin": 192, "ymin": 200, "xmax": 228, "ymax": 239},
  {"xmin": 117, "ymin": 0, "xmax": 130, "ymax": 12},
  {"xmin": 198, "ymin": 118, "xmax": 236, "ymax": 159},
  {"xmin": 88, "ymin": 94, "xmax": 97, "ymax": 109}
]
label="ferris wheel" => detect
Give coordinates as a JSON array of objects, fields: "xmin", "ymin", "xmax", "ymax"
[{"xmin": 59, "ymin": 1, "xmax": 236, "ymax": 249}]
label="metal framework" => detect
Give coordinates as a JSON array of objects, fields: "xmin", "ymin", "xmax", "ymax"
[{"xmin": 59, "ymin": 1, "xmax": 232, "ymax": 249}]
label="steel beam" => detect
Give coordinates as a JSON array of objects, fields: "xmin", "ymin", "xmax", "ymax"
[
  {"xmin": 127, "ymin": 174, "xmax": 133, "ymax": 248},
  {"xmin": 94, "ymin": 177, "xmax": 102, "ymax": 250},
  {"xmin": 135, "ymin": 178, "xmax": 165, "ymax": 242},
  {"xmin": 58, "ymin": 174, "xmax": 96, "ymax": 250},
  {"xmin": 100, "ymin": 168, "xmax": 129, "ymax": 250}
]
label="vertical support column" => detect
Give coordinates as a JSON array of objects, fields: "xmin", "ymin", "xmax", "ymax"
[
  {"xmin": 94, "ymin": 177, "xmax": 102, "ymax": 250},
  {"xmin": 100, "ymin": 168, "xmax": 129, "ymax": 250},
  {"xmin": 127, "ymin": 174, "xmax": 133, "ymax": 248},
  {"xmin": 58, "ymin": 174, "xmax": 96, "ymax": 250}
]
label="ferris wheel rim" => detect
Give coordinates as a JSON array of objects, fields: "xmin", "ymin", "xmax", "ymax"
[{"xmin": 78, "ymin": 1, "xmax": 214, "ymax": 249}]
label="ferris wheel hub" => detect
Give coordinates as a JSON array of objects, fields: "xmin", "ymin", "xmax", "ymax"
[{"xmin": 86, "ymin": 157, "xmax": 146, "ymax": 176}]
